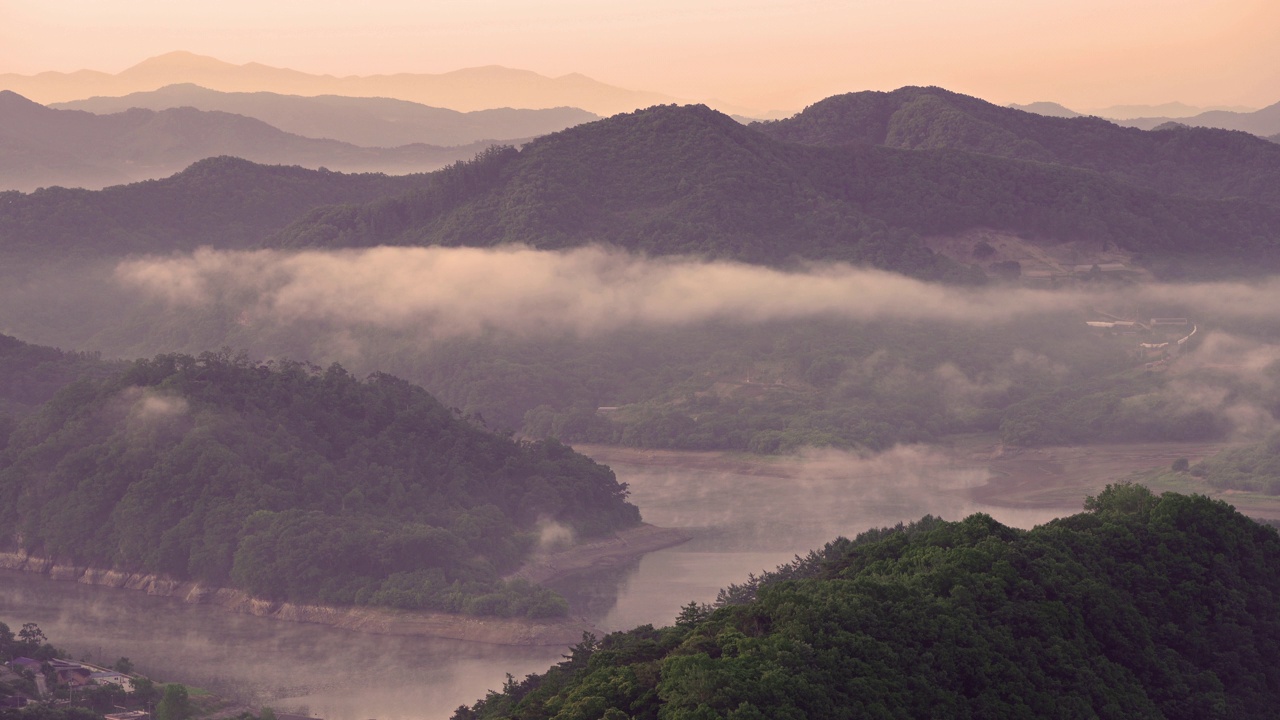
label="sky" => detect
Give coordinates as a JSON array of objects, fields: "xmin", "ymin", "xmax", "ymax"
[{"xmin": 1, "ymin": 0, "xmax": 1278, "ymax": 113}]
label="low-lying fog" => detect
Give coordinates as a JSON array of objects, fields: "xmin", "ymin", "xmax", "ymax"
[{"xmin": 4, "ymin": 245, "xmax": 1280, "ymax": 359}]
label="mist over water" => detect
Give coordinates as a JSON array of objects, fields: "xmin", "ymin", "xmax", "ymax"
[
  {"xmin": 1, "ymin": 444, "xmax": 1076, "ymax": 720},
  {"xmin": 553, "ymin": 446, "xmax": 1069, "ymax": 632},
  {"xmin": 0, "ymin": 569, "xmax": 563, "ymax": 720}
]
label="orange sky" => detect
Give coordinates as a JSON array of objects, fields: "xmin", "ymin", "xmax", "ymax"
[{"xmin": 2, "ymin": 0, "xmax": 1277, "ymax": 112}]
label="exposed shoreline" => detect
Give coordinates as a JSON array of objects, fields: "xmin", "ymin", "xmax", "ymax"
[
  {"xmin": 507, "ymin": 522, "xmax": 693, "ymax": 585},
  {"xmin": 0, "ymin": 522, "xmax": 690, "ymax": 646}
]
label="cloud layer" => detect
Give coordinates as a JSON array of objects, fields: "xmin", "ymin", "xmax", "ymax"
[
  {"xmin": 115, "ymin": 246, "xmax": 1090, "ymax": 338},
  {"xmin": 112, "ymin": 245, "xmax": 1280, "ymax": 342}
]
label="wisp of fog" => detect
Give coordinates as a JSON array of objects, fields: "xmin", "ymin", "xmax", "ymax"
[{"xmin": 111, "ymin": 245, "xmax": 1280, "ymax": 339}]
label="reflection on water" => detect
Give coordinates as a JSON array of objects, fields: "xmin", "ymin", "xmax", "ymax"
[
  {"xmin": 0, "ymin": 570, "xmax": 562, "ymax": 720},
  {"xmin": 0, "ymin": 445, "xmax": 1078, "ymax": 720}
]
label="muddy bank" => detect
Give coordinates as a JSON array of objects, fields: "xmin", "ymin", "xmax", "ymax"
[
  {"xmin": 0, "ymin": 522, "xmax": 689, "ymax": 646},
  {"xmin": 577, "ymin": 444, "xmax": 796, "ymax": 478},
  {"xmin": 507, "ymin": 523, "xmax": 692, "ymax": 585}
]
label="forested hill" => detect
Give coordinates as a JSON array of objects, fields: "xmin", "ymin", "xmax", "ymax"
[
  {"xmin": 270, "ymin": 104, "xmax": 1280, "ymax": 274},
  {"xmin": 753, "ymin": 86, "xmax": 1280, "ymax": 207},
  {"xmin": 0, "ymin": 156, "xmax": 427, "ymax": 258},
  {"xmin": 457, "ymin": 485, "xmax": 1280, "ymax": 719},
  {"xmin": 0, "ymin": 353, "xmax": 640, "ymax": 618},
  {"xmin": 0, "ymin": 333, "xmax": 121, "ymax": 450}
]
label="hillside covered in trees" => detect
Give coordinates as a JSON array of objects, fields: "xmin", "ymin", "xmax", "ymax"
[
  {"xmin": 0, "ymin": 334, "xmax": 118, "ymax": 417},
  {"xmin": 455, "ymin": 486, "xmax": 1280, "ymax": 719},
  {"xmin": 0, "ymin": 156, "xmax": 427, "ymax": 260},
  {"xmin": 0, "ymin": 334, "xmax": 121, "ymax": 453},
  {"xmin": 269, "ymin": 100, "xmax": 1280, "ymax": 275},
  {"xmin": 0, "ymin": 353, "xmax": 640, "ymax": 618}
]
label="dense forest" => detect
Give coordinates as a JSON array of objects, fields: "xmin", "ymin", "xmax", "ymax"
[
  {"xmin": 0, "ymin": 334, "xmax": 121, "ymax": 452},
  {"xmin": 455, "ymin": 485, "xmax": 1280, "ymax": 719},
  {"xmin": 0, "ymin": 353, "xmax": 640, "ymax": 617},
  {"xmin": 268, "ymin": 102, "xmax": 1280, "ymax": 274}
]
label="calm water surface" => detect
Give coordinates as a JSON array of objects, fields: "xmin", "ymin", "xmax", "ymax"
[{"xmin": 0, "ymin": 446, "xmax": 1073, "ymax": 720}]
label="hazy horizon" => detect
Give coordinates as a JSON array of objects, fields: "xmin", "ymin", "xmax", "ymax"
[{"xmin": 2, "ymin": 0, "xmax": 1278, "ymax": 115}]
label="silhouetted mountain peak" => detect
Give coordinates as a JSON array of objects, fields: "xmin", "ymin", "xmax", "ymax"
[
  {"xmin": 0, "ymin": 90, "xmax": 48, "ymax": 112},
  {"xmin": 120, "ymin": 51, "xmax": 237, "ymax": 75},
  {"xmin": 1009, "ymin": 101, "xmax": 1083, "ymax": 118}
]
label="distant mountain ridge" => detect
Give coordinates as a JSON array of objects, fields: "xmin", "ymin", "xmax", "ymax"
[
  {"xmin": 0, "ymin": 90, "xmax": 508, "ymax": 191},
  {"xmin": 1092, "ymin": 101, "xmax": 1257, "ymax": 120},
  {"xmin": 52, "ymin": 84, "xmax": 599, "ymax": 148},
  {"xmin": 1118, "ymin": 100, "xmax": 1280, "ymax": 137},
  {"xmin": 753, "ymin": 86, "xmax": 1280, "ymax": 206},
  {"xmin": 1007, "ymin": 101, "xmax": 1082, "ymax": 118},
  {"xmin": 0, "ymin": 51, "xmax": 678, "ymax": 115}
]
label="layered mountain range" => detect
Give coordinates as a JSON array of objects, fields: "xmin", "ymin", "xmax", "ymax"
[
  {"xmin": 51, "ymin": 84, "xmax": 598, "ymax": 148},
  {"xmin": 0, "ymin": 51, "xmax": 677, "ymax": 115},
  {"xmin": 1119, "ymin": 101, "xmax": 1280, "ymax": 136},
  {"xmin": 0, "ymin": 90, "xmax": 518, "ymax": 191},
  {"xmin": 1012, "ymin": 98, "xmax": 1280, "ymax": 138},
  {"xmin": 5, "ymin": 85, "xmax": 1280, "ymax": 277}
]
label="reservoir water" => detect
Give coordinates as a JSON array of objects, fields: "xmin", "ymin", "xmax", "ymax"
[{"xmin": 0, "ymin": 446, "xmax": 1073, "ymax": 720}]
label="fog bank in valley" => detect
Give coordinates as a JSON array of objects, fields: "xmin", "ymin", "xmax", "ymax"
[{"xmin": 110, "ymin": 246, "xmax": 1280, "ymax": 339}]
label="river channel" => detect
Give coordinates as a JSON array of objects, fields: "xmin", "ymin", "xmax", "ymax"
[{"xmin": 1, "ymin": 445, "xmax": 1076, "ymax": 720}]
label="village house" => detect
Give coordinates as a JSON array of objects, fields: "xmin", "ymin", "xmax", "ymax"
[{"xmin": 89, "ymin": 671, "xmax": 135, "ymax": 692}]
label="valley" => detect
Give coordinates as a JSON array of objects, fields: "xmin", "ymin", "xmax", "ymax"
[{"xmin": 6, "ymin": 27, "xmax": 1280, "ymax": 718}]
